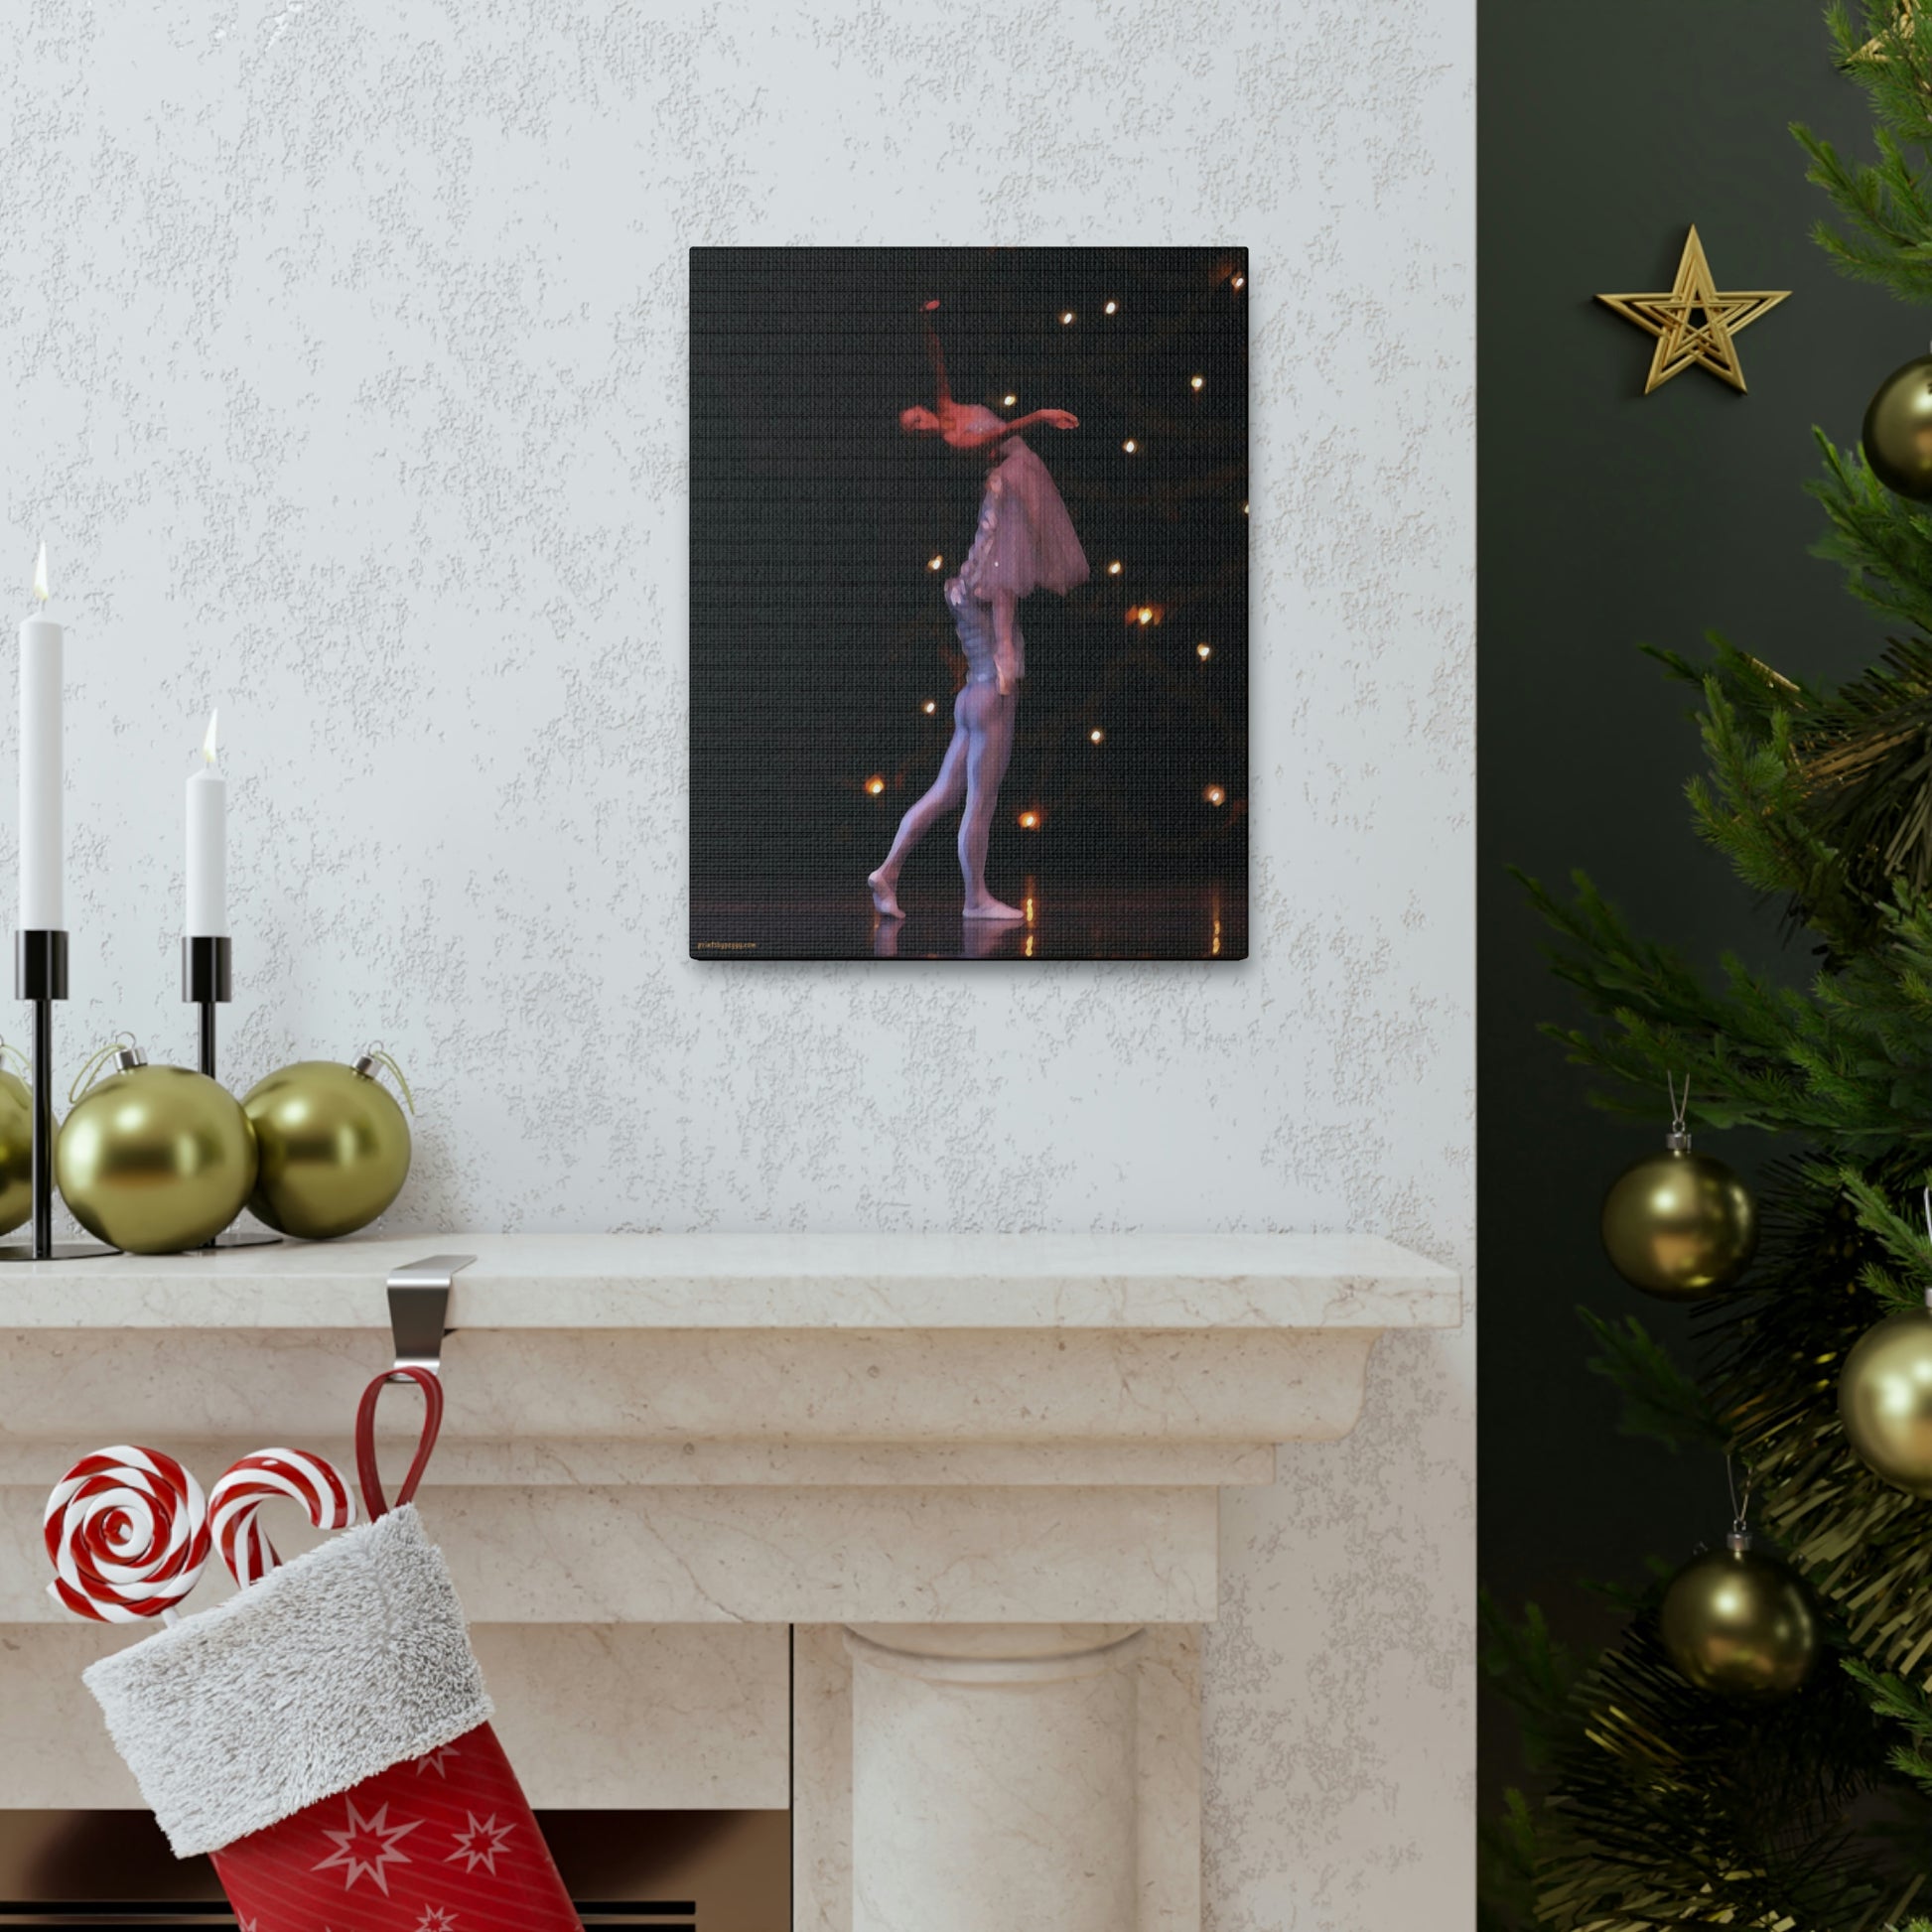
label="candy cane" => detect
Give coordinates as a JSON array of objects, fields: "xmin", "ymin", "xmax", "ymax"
[
  {"xmin": 44, "ymin": 1446, "xmax": 210, "ymax": 1624},
  {"xmin": 208, "ymin": 1449, "xmax": 356, "ymax": 1587}
]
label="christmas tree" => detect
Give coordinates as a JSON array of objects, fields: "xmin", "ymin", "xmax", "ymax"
[{"xmin": 1485, "ymin": 7, "xmax": 1932, "ymax": 1925}]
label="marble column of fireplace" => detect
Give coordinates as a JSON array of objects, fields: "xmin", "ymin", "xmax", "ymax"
[{"xmin": 0, "ymin": 1231, "xmax": 1459, "ymax": 1931}]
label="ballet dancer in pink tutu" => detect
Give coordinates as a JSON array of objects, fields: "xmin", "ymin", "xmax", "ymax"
[{"xmin": 869, "ymin": 306, "xmax": 1090, "ymax": 922}]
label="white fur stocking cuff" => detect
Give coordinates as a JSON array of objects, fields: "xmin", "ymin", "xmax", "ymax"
[{"xmin": 82, "ymin": 1504, "xmax": 492, "ymax": 1858}]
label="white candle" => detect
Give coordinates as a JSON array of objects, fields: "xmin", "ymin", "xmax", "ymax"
[
  {"xmin": 19, "ymin": 542, "xmax": 63, "ymax": 930},
  {"xmin": 185, "ymin": 709, "xmax": 225, "ymax": 937}
]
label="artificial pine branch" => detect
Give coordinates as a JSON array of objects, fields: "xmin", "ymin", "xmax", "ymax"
[
  {"xmin": 1523, "ymin": 859, "xmax": 1932, "ymax": 1137},
  {"xmin": 1534, "ymin": 1606, "xmax": 1912, "ymax": 1929},
  {"xmin": 1809, "ymin": 432, "xmax": 1932, "ymax": 637},
  {"xmin": 1801, "ymin": 3, "xmax": 1932, "ymax": 305},
  {"xmin": 1478, "ymin": 1790, "xmax": 1550, "ymax": 1932},
  {"xmin": 1477, "ymin": 1595, "xmax": 1578, "ymax": 1929},
  {"xmin": 1846, "ymin": 1661, "xmax": 1932, "ymax": 1797},
  {"xmin": 1837, "ymin": 1165, "xmax": 1932, "ymax": 1304},
  {"xmin": 1480, "ymin": 1593, "xmax": 1588, "ymax": 1776},
  {"xmin": 1643, "ymin": 633, "xmax": 1815, "ymax": 722},
  {"xmin": 1580, "ymin": 1309, "xmax": 1729, "ymax": 1454},
  {"xmin": 1787, "ymin": 639, "xmax": 1932, "ymax": 907}
]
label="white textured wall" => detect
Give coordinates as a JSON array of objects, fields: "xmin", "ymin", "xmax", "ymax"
[{"xmin": 2, "ymin": 3, "xmax": 1472, "ymax": 1924}]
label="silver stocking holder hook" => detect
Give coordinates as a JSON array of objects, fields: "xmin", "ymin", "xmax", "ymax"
[{"xmin": 386, "ymin": 1253, "xmax": 477, "ymax": 1381}]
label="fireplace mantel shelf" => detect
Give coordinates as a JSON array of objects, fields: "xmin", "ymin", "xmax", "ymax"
[
  {"xmin": 0, "ymin": 1229, "xmax": 1460, "ymax": 1931},
  {"xmin": 0, "ymin": 1228, "xmax": 1456, "ymax": 1330}
]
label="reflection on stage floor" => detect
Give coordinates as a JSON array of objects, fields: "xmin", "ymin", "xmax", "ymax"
[{"xmin": 690, "ymin": 880, "xmax": 1246, "ymax": 962}]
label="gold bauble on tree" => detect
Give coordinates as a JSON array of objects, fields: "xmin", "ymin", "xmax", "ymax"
[
  {"xmin": 1600, "ymin": 1092, "xmax": 1757, "ymax": 1301},
  {"xmin": 242, "ymin": 1047, "xmax": 413, "ymax": 1241},
  {"xmin": 56, "ymin": 1041, "xmax": 257, "ymax": 1254},
  {"xmin": 1659, "ymin": 1531, "xmax": 1820, "ymax": 1702},
  {"xmin": 1862, "ymin": 353, "xmax": 1932, "ymax": 499},
  {"xmin": 1839, "ymin": 1299, "xmax": 1932, "ymax": 1495},
  {"xmin": 0, "ymin": 1044, "xmax": 34, "ymax": 1237}
]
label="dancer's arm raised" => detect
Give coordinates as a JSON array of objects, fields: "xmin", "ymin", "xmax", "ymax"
[
  {"xmin": 897, "ymin": 404, "xmax": 1079, "ymax": 448},
  {"xmin": 944, "ymin": 408, "xmax": 1078, "ymax": 452}
]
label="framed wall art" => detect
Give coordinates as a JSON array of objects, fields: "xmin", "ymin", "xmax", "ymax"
[{"xmin": 690, "ymin": 246, "xmax": 1248, "ymax": 960}]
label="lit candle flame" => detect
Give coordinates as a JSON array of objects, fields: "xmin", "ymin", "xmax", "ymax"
[
  {"xmin": 31, "ymin": 541, "xmax": 48, "ymax": 606},
  {"xmin": 202, "ymin": 709, "xmax": 219, "ymax": 765}
]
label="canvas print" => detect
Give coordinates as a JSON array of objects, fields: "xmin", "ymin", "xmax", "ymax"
[{"xmin": 690, "ymin": 246, "xmax": 1248, "ymax": 960}]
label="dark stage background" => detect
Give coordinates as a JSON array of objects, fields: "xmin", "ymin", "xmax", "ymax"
[
  {"xmin": 689, "ymin": 246, "xmax": 1248, "ymax": 960},
  {"xmin": 1480, "ymin": 0, "xmax": 1905, "ymax": 1832}
]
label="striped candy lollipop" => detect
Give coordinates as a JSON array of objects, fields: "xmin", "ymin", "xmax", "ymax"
[
  {"xmin": 208, "ymin": 1449, "xmax": 356, "ymax": 1587},
  {"xmin": 44, "ymin": 1446, "xmax": 211, "ymax": 1623}
]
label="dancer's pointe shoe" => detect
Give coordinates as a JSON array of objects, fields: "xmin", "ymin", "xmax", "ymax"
[
  {"xmin": 961, "ymin": 895, "xmax": 1027, "ymax": 922},
  {"xmin": 868, "ymin": 870, "xmax": 903, "ymax": 919}
]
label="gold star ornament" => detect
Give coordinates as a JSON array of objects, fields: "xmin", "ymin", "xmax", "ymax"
[{"xmin": 1596, "ymin": 226, "xmax": 1790, "ymax": 395}]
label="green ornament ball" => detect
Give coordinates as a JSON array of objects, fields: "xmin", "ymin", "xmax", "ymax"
[
  {"xmin": 0, "ymin": 1062, "xmax": 32, "ymax": 1237},
  {"xmin": 1840, "ymin": 1307, "xmax": 1932, "ymax": 1497},
  {"xmin": 1600, "ymin": 1144, "xmax": 1757, "ymax": 1302},
  {"xmin": 1863, "ymin": 353, "xmax": 1932, "ymax": 500},
  {"xmin": 1659, "ymin": 1538, "xmax": 1819, "ymax": 1702},
  {"xmin": 57, "ymin": 1051, "xmax": 257, "ymax": 1254},
  {"xmin": 243, "ymin": 1052, "xmax": 413, "ymax": 1241}
]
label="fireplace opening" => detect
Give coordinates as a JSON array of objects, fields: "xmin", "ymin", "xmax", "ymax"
[{"xmin": 0, "ymin": 1807, "xmax": 789, "ymax": 1928}]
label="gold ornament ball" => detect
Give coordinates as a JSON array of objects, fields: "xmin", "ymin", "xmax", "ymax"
[
  {"xmin": 1863, "ymin": 354, "xmax": 1932, "ymax": 499},
  {"xmin": 1839, "ymin": 1308, "xmax": 1932, "ymax": 1496},
  {"xmin": 1600, "ymin": 1147, "xmax": 1757, "ymax": 1301},
  {"xmin": 1659, "ymin": 1543, "xmax": 1819, "ymax": 1701},
  {"xmin": 57, "ymin": 1063, "xmax": 257, "ymax": 1254},
  {"xmin": 0, "ymin": 1066, "xmax": 32, "ymax": 1236},
  {"xmin": 243, "ymin": 1058, "xmax": 412, "ymax": 1241}
]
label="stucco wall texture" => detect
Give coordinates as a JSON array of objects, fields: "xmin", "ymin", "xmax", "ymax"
[{"xmin": 1, "ymin": 3, "xmax": 1472, "ymax": 1924}]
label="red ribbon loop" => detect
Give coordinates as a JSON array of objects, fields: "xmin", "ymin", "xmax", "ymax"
[{"xmin": 354, "ymin": 1366, "xmax": 445, "ymax": 1521}]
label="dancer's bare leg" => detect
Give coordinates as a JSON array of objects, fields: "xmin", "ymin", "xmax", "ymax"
[
  {"xmin": 870, "ymin": 724, "xmax": 969, "ymax": 917},
  {"xmin": 959, "ymin": 684, "xmax": 1025, "ymax": 920}
]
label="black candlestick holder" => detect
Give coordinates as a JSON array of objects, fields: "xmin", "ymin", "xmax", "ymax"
[
  {"xmin": 0, "ymin": 929, "xmax": 116, "ymax": 1261},
  {"xmin": 183, "ymin": 935, "xmax": 279, "ymax": 1250},
  {"xmin": 183, "ymin": 935, "xmax": 231, "ymax": 1075}
]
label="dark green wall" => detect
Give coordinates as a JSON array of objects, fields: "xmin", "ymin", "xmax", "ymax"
[{"xmin": 1479, "ymin": 1, "xmax": 1907, "ymax": 1807}]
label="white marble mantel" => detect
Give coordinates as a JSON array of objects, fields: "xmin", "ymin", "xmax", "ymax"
[
  {"xmin": 0, "ymin": 1228, "xmax": 1457, "ymax": 1329},
  {"xmin": 0, "ymin": 1230, "xmax": 1459, "ymax": 1932}
]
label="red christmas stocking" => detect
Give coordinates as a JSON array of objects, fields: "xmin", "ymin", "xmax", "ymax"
[{"xmin": 83, "ymin": 1368, "xmax": 582, "ymax": 1932}]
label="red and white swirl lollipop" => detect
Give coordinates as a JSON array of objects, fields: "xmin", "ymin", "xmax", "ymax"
[
  {"xmin": 44, "ymin": 1446, "xmax": 211, "ymax": 1624},
  {"xmin": 208, "ymin": 1449, "xmax": 355, "ymax": 1587}
]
